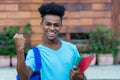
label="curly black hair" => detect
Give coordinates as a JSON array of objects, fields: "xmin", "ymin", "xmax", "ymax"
[{"xmin": 38, "ymin": 2, "xmax": 65, "ymax": 19}]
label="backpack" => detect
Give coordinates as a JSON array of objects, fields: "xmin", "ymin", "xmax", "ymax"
[{"xmin": 16, "ymin": 47, "xmax": 42, "ymax": 80}]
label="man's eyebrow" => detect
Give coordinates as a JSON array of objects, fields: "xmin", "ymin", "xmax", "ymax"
[{"xmin": 45, "ymin": 21, "xmax": 60, "ymax": 24}]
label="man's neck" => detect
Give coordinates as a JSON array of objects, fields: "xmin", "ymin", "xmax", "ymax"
[
  {"xmin": 41, "ymin": 37, "xmax": 61, "ymax": 50},
  {"xmin": 42, "ymin": 39, "xmax": 61, "ymax": 50},
  {"xmin": 42, "ymin": 35, "xmax": 60, "ymax": 44}
]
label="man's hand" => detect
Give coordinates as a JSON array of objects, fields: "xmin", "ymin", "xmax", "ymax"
[
  {"xmin": 70, "ymin": 66, "xmax": 86, "ymax": 80},
  {"xmin": 13, "ymin": 33, "xmax": 26, "ymax": 52}
]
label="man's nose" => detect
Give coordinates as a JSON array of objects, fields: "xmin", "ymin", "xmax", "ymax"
[{"xmin": 49, "ymin": 24, "xmax": 55, "ymax": 30}]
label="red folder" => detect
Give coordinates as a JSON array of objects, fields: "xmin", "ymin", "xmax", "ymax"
[{"xmin": 76, "ymin": 56, "xmax": 95, "ymax": 74}]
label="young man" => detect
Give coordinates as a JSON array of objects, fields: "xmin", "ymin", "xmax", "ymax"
[{"xmin": 14, "ymin": 2, "xmax": 86, "ymax": 80}]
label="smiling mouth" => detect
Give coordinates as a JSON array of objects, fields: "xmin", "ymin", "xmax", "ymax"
[{"xmin": 47, "ymin": 32, "xmax": 56, "ymax": 36}]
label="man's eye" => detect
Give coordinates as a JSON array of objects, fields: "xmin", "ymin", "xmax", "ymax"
[
  {"xmin": 54, "ymin": 24, "xmax": 61, "ymax": 27},
  {"xmin": 44, "ymin": 22, "xmax": 61, "ymax": 27},
  {"xmin": 45, "ymin": 23, "xmax": 51, "ymax": 26}
]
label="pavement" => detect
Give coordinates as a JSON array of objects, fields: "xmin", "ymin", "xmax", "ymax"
[
  {"xmin": 0, "ymin": 65, "xmax": 120, "ymax": 80},
  {"xmin": 0, "ymin": 66, "xmax": 17, "ymax": 80},
  {"xmin": 85, "ymin": 65, "xmax": 120, "ymax": 80},
  {"xmin": 0, "ymin": 55, "xmax": 120, "ymax": 80}
]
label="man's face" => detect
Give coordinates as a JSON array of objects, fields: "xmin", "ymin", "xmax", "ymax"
[{"xmin": 41, "ymin": 15, "xmax": 62, "ymax": 40}]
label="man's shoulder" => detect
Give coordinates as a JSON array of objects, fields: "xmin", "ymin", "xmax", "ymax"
[{"xmin": 27, "ymin": 44, "xmax": 42, "ymax": 52}]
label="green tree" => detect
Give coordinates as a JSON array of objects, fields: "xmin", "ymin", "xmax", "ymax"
[
  {"xmin": 0, "ymin": 26, "xmax": 19, "ymax": 67},
  {"xmin": 0, "ymin": 23, "xmax": 33, "ymax": 67},
  {"xmin": 87, "ymin": 24, "xmax": 120, "ymax": 64}
]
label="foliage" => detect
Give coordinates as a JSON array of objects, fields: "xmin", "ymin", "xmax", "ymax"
[
  {"xmin": 0, "ymin": 23, "xmax": 33, "ymax": 56},
  {"xmin": 87, "ymin": 24, "xmax": 120, "ymax": 57},
  {"xmin": 22, "ymin": 23, "xmax": 33, "ymax": 34},
  {"xmin": 22, "ymin": 23, "xmax": 33, "ymax": 53},
  {"xmin": 0, "ymin": 26, "xmax": 20, "ymax": 56}
]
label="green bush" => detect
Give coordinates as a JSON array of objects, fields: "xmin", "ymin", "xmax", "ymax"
[
  {"xmin": 0, "ymin": 23, "xmax": 33, "ymax": 66},
  {"xmin": 87, "ymin": 24, "xmax": 120, "ymax": 57},
  {"xmin": 0, "ymin": 26, "xmax": 20, "ymax": 56}
]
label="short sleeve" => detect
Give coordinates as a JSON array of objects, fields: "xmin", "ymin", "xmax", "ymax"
[
  {"xmin": 25, "ymin": 49, "xmax": 36, "ymax": 72},
  {"xmin": 72, "ymin": 45, "xmax": 81, "ymax": 66}
]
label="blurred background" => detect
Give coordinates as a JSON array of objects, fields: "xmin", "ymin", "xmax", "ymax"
[{"xmin": 0, "ymin": 0, "xmax": 120, "ymax": 80}]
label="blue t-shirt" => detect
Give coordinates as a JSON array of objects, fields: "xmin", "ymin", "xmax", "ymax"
[{"xmin": 25, "ymin": 40, "xmax": 80, "ymax": 80}]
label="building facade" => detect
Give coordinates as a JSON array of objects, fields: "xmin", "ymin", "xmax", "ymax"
[{"xmin": 0, "ymin": 0, "xmax": 120, "ymax": 46}]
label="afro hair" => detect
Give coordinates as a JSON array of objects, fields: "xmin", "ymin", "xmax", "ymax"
[{"xmin": 38, "ymin": 2, "xmax": 65, "ymax": 19}]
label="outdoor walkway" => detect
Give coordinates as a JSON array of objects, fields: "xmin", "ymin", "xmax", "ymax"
[
  {"xmin": 0, "ymin": 65, "xmax": 120, "ymax": 80},
  {"xmin": 85, "ymin": 65, "xmax": 120, "ymax": 80}
]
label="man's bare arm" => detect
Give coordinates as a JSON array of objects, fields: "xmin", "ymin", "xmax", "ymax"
[{"xmin": 14, "ymin": 33, "xmax": 32, "ymax": 80}]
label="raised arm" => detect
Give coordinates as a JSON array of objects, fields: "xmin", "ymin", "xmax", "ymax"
[{"xmin": 14, "ymin": 33, "xmax": 32, "ymax": 80}]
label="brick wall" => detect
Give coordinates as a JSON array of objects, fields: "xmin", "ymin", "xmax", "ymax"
[
  {"xmin": 0, "ymin": 0, "xmax": 116, "ymax": 46},
  {"xmin": 0, "ymin": 0, "xmax": 43, "ymax": 45}
]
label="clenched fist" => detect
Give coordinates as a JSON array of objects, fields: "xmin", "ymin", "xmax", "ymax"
[{"xmin": 13, "ymin": 33, "xmax": 26, "ymax": 52}]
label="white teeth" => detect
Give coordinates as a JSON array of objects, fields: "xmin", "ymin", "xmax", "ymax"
[{"xmin": 48, "ymin": 32, "xmax": 55, "ymax": 34}]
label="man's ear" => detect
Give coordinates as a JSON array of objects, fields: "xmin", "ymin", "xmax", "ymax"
[
  {"xmin": 60, "ymin": 24, "xmax": 63, "ymax": 29},
  {"xmin": 40, "ymin": 22, "xmax": 44, "ymax": 32},
  {"xmin": 40, "ymin": 22, "xmax": 44, "ymax": 28},
  {"xmin": 40, "ymin": 22, "xmax": 42, "ymax": 27},
  {"xmin": 41, "ymin": 17, "xmax": 44, "ymax": 27}
]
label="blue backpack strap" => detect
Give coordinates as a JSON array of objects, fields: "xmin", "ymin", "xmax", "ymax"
[
  {"xmin": 32, "ymin": 47, "xmax": 42, "ymax": 72},
  {"xmin": 16, "ymin": 47, "xmax": 42, "ymax": 80}
]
